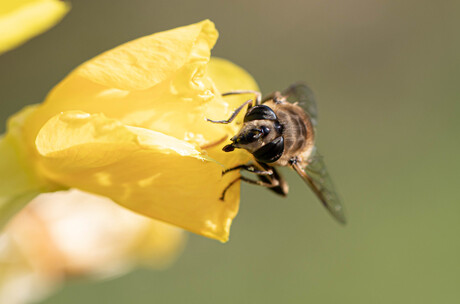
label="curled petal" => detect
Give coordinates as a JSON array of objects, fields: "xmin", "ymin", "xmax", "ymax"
[
  {"xmin": 35, "ymin": 111, "xmax": 241, "ymax": 241},
  {"xmin": 23, "ymin": 20, "xmax": 219, "ymax": 149},
  {"xmin": 76, "ymin": 19, "xmax": 217, "ymax": 90}
]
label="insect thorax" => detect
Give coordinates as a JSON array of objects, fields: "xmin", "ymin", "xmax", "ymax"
[{"xmin": 265, "ymin": 101, "xmax": 315, "ymax": 166}]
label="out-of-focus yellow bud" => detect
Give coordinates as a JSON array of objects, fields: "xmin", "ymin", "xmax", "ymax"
[{"xmin": 0, "ymin": 0, "xmax": 70, "ymax": 54}]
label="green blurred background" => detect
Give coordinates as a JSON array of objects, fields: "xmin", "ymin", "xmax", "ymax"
[{"xmin": 1, "ymin": 0, "xmax": 460, "ymax": 303}]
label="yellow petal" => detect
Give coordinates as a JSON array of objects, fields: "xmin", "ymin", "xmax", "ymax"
[
  {"xmin": 23, "ymin": 20, "xmax": 219, "ymax": 149},
  {"xmin": 35, "ymin": 111, "xmax": 241, "ymax": 241},
  {"xmin": 0, "ymin": 0, "xmax": 70, "ymax": 54},
  {"xmin": 208, "ymin": 57, "xmax": 259, "ymax": 98},
  {"xmin": 0, "ymin": 106, "xmax": 55, "ymax": 228},
  {"xmin": 77, "ymin": 19, "xmax": 217, "ymax": 90}
]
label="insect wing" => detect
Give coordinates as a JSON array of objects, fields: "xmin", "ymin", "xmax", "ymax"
[
  {"xmin": 291, "ymin": 150, "xmax": 346, "ymax": 224},
  {"xmin": 282, "ymin": 83, "xmax": 318, "ymax": 127}
]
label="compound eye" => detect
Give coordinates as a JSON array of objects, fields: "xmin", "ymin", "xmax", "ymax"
[
  {"xmin": 244, "ymin": 105, "xmax": 278, "ymax": 122},
  {"xmin": 243, "ymin": 129, "xmax": 262, "ymax": 143},
  {"xmin": 253, "ymin": 136, "xmax": 284, "ymax": 163},
  {"xmin": 260, "ymin": 126, "xmax": 270, "ymax": 136}
]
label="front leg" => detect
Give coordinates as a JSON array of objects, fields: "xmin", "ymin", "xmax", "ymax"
[
  {"xmin": 206, "ymin": 99, "xmax": 253, "ymax": 124},
  {"xmin": 220, "ymin": 162, "xmax": 288, "ymax": 200},
  {"xmin": 223, "ymin": 164, "xmax": 273, "ymax": 176},
  {"xmin": 220, "ymin": 175, "xmax": 280, "ymax": 201},
  {"xmin": 206, "ymin": 90, "xmax": 263, "ymax": 124},
  {"xmin": 222, "ymin": 90, "xmax": 262, "ymax": 105},
  {"xmin": 256, "ymin": 162, "xmax": 289, "ymax": 197}
]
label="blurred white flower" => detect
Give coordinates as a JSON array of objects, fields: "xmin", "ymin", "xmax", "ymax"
[{"xmin": 0, "ymin": 189, "xmax": 185, "ymax": 304}]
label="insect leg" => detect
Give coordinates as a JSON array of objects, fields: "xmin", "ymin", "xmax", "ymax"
[
  {"xmin": 222, "ymin": 90, "xmax": 262, "ymax": 105},
  {"xmin": 206, "ymin": 99, "xmax": 253, "ymax": 124},
  {"xmin": 256, "ymin": 162, "xmax": 289, "ymax": 196},
  {"xmin": 220, "ymin": 175, "xmax": 280, "ymax": 201},
  {"xmin": 222, "ymin": 164, "xmax": 273, "ymax": 176}
]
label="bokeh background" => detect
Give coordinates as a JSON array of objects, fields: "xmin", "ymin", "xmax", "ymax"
[{"xmin": 1, "ymin": 0, "xmax": 460, "ymax": 303}]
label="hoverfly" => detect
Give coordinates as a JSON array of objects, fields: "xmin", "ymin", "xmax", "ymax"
[{"xmin": 207, "ymin": 83, "xmax": 346, "ymax": 224}]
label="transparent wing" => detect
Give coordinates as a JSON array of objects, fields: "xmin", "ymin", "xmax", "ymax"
[
  {"xmin": 291, "ymin": 150, "xmax": 346, "ymax": 224},
  {"xmin": 282, "ymin": 83, "xmax": 318, "ymax": 127}
]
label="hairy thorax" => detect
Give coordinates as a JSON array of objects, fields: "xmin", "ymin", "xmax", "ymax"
[{"xmin": 265, "ymin": 100, "xmax": 315, "ymax": 167}]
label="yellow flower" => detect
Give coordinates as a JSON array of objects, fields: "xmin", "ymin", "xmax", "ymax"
[
  {"xmin": 0, "ymin": 189, "xmax": 185, "ymax": 304},
  {"xmin": 0, "ymin": 0, "xmax": 70, "ymax": 54},
  {"xmin": 0, "ymin": 20, "xmax": 258, "ymax": 242}
]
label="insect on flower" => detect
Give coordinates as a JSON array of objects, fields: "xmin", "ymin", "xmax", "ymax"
[{"xmin": 207, "ymin": 83, "xmax": 346, "ymax": 224}]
